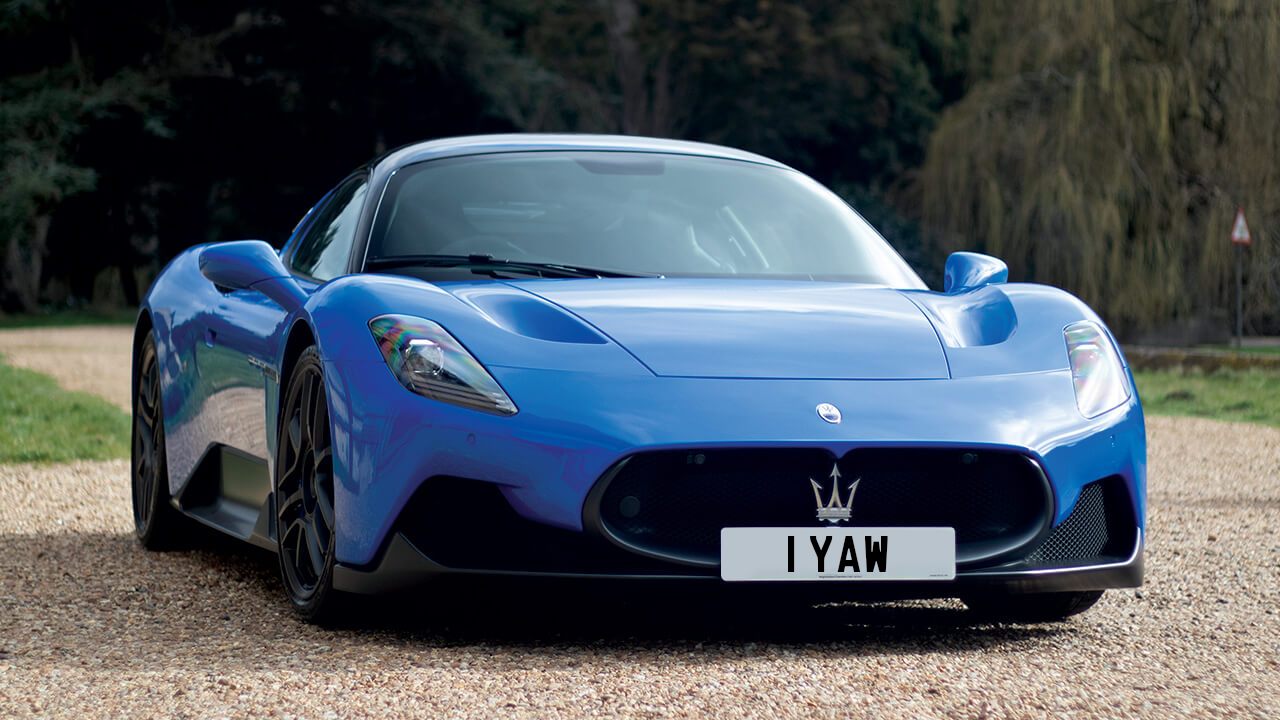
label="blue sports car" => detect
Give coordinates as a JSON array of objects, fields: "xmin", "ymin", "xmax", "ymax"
[{"xmin": 132, "ymin": 134, "xmax": 1145, "ymax": 623}]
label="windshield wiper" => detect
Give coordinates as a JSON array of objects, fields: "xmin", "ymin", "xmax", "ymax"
[{"xmin": 365, "ymin": 254, "xmax": 657, "ymax": 279}]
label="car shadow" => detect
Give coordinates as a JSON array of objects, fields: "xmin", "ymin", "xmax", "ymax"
[
  {"xmin": 184, "ymin": 530, "xmax": 1074, "ymax": 652},
  {"xmin": 11, "ymin": 528, "xmax": 1071, "ymax": 667},
  {"xmin": 336, "ymin": 573, "xmax": 1071, "ymax": 654}
]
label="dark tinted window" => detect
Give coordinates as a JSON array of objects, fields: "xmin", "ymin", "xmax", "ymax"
[{"xmin": 291, "ymin": 176, "xmax": 368, "ymax": 281}]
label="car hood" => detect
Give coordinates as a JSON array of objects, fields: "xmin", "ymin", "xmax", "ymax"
[{"xmin": 494, "ymin": 279, "xmax": 949, "ymax": 380}]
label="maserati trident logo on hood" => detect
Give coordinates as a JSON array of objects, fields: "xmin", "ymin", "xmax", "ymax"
[
  {"xmin": 811, "ymin": 464, "xmax": 859, "ymax": 524},
  {"xmin": 816, "ymin": 403, "xmax": 841, "ymax": 424}
]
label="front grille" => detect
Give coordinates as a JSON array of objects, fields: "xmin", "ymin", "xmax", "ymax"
[
  {"xmin": 589, "ymin": 448, "xmax": 1053, "ymax": 567},
  {"xmin": 1023, "ymin": 476, "xmax": 1136, "ymax": 567}
]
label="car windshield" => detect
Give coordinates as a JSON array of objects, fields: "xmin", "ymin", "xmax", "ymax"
[{"xmin": 366, "ymin": 151, "xmax": 925, "ymax": 287}]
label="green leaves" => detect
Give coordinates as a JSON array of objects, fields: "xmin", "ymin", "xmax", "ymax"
[
  {"xmin": 0, "ymin": 0, "xmax": 950, "ymax": 314},
  {"xmin": 918, "ymin": 0, "xmax": 1280, "ymax": 336},
  {"xmin": 1, "ymin": 59, "xmax": 162, "ymax": 310}
]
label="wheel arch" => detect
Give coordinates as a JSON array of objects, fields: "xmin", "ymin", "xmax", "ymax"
[
  {"xmin": 269, "ymin": 319, "xmax": 320, "ymax": 543},
  {"xmin": 271, "ymin": 320, "xmax": 344, "ymax": 616},
  {"xmin": 276, "ymin": 318, "xmax": 318, "ymax": 431},
  {"xmin": 131, "ymin": 308, "xmax": 154, "ymax": 402}
]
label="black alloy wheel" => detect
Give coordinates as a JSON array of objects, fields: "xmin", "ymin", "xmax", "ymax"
[
  {"xmin": 132, "ymin": 331, "xmax": 182, "ymax": 548},
  {"xmin": 275, "ymin": 346, "xmax": 343, "ymax": 620}
]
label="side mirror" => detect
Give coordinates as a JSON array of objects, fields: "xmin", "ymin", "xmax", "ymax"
[
  {"xmin": 199, "ymin": 240, "xmax": 305, "ymax": 311},
  {"xmin": 944, "ymin": 252, "xmax": 1008, "ymax": 293}
]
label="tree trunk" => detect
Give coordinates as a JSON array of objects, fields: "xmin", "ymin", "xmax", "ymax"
[
  {"xmin": 600, "ymin": 0, "xmax": 649, "ymax": 135},
  {"xmin": 3, "ymin": 215, "xmax": 49, "ymax": 313},
  {"xmin": 118, "ymin": 261, "xmax": 139, "ymax": 306}
]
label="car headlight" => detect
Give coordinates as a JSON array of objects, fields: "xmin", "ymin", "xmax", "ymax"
[
  {"xmin": 1064, "ymin": 321, "xmax": 1129, "ymax": 418},
  {"xmin": 369, "ymin": 314, "xmax": 517, "ymax": 416}
]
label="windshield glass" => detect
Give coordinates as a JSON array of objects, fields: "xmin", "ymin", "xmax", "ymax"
[{"xmin": 367, "ymin": 151, "xmax": 925, "ymax": 287}]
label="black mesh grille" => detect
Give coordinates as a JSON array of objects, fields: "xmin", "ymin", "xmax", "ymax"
[
  {"xmin": 593, "ymin": 448, "xmax": 1052, "ymax": 566},
  {"xmin": 1023, "ymin": 477, "xmax": 1136, "ymax": 567}
]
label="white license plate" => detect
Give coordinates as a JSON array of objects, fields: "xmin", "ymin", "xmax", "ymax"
[{"xmin": 720, "ymin": 527, "xmax": 956, "ymax": 581}]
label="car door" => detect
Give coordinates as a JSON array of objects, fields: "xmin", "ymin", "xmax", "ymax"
[{"xmin": 202, "ymin": 174, "xmax": 369, "ymax": 462}]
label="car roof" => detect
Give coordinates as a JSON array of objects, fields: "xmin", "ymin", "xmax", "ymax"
[{"xmin": 372, "ymin": 134, "xmax": 791, "ymax": 175}]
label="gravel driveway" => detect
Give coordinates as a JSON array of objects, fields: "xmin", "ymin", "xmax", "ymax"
[{"xmin": 1, "ymin": 328, "xmax": 1278, "ymax": 718}]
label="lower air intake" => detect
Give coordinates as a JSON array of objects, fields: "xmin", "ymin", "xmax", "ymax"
[{"xmin": 1023, "ymin": 476, "xmax": 1136, "ymax": 567}]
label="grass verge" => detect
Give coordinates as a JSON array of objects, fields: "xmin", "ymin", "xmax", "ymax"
[
  {"xmin": 0, "ymin": 361, "xmax": 130, "ymax": 462},
  {"xmin": 1134, "ymin": 367, "xmax": 1280, "ymax": 428},
  {"xmin": 1198, "ymin": 344, "xmax": 1280, "ymax": 355}
]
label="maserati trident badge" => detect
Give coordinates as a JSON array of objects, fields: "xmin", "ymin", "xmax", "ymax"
[
  {"xmin": 816, "ymin": 403, "xmax": 841, "ymax": 424},
  {"xmin": 810, "ymin": 464, "xmax": 859, "ymax": 523}
]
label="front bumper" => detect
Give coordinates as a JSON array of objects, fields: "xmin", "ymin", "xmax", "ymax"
[
  {"xmin": 332, "ymin": 469, "xmax": 1144, "ymax": 596},
  {"xmin": 330, "ymin": 360, "xmax": 1146, "ymax": 571}
]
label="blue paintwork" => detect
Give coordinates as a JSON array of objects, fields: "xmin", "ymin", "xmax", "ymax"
[
  {"xmin": 945, "ymin": 251, "xmax": 1010, "ymax": 293},
  {"xmin": 199, "ymin": 240, "xmax": 290, "ymax": 289},
  {"xmin": 199, "ymin": 240, "xmax": 307, "ymax": 312},
  {"xmin": 507, "ymin": 280, "xmax": 950, "ymax": 379},
  {"xmin": 138, "ymin": 133, "xmax": 1145, "ymax": 579}
]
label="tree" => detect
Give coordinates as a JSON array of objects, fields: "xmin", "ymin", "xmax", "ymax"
[
  {"xmin": 0, "ymin": 0, "xmax": 960, "ymax": 309},
  {"xmin": 0, "ymin": 0, "xmax": 164, "ymax": 312},
  {"xmin": 917, "ymin": 0, "xmax": 1280, "ymax": 336},
  {"xmin": 496, "ymin": 0, "xmax": 947, "ymax": 182}
]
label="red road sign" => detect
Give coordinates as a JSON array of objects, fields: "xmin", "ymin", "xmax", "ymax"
[{"xmin": 1231, "ymin": 207, "xmax": 1252, "ymax": 245}]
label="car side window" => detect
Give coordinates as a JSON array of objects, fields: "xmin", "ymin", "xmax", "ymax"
[{"xmin": 290, "ymin": 176, "xmax": 368, "ymax": 281}]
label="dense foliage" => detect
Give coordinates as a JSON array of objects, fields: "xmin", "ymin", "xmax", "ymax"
[
  {"xmin": 920, "ymin": 0, "xmax": 1280, "ymax": 338},
  {"xmin": 0, "ymin": 0, "xmax": 1275, "ymax": 338}
]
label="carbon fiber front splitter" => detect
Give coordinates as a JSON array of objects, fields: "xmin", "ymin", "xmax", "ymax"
[{"xmin": 332, "ymin": 528, "xmax": 1143, "ymax": 599}]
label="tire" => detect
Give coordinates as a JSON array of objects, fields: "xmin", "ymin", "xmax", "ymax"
[
  {"xmin": 132, "ymin": 331, "xmax": 185, "ymax": 549},
  {"xmin": 961, "ymin": 590, "xmax": 1104, "ymax": 622},
  {"xmin": 275, "ymin": 346, "xmax": 345, "ymax": 622}
]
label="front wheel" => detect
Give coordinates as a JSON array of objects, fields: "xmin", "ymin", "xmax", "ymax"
[
  {"xmin": 132, "ymin": 331, "xmax": 186, "ymax": 549},
  {"xmin": 275, "ymin": 346, "xmax": 345, "ymax": 622},
  {"xmin": 961, "ymin": 590, "xmax": 1104, "ymax": 622}
]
